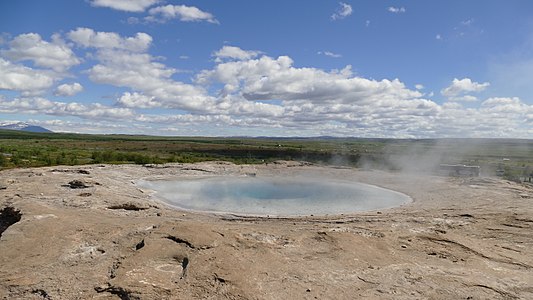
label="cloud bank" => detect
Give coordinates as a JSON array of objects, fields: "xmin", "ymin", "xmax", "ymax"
[{"xmin": 0, "ymin": 30, "xmax": 532, "ymax": 138}]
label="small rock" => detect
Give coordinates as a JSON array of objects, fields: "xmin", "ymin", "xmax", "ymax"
[
  {"xmin": 94, "ymin": 283, "xmax": 110, "ymax": 292},
  {"xmin": 107, "ymin": 203, "xmax": 148, "ymax": 211},
  {"xmin": 459, "ymin": 213, "xmax": 474, "ymax": 218},
  {"xmin": 135, "ymin": 239, "xmax": 145, "ymax": 250},
  {"xmin": 67, "ymin": 180, "xmax": 90, "ymax": 189}
]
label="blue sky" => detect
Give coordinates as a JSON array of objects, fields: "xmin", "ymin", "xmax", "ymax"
[{"xmin": 1, "ymin": 0, "xmax": 532, "ymax": 137}]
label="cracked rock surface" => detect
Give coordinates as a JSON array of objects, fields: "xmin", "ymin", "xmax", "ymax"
[{"xmin": 1, "ymin": 161, "xmax": 533, "ymax": 299}]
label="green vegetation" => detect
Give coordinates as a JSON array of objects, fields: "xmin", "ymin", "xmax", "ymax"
[
  {"xmin": 0, "ymin": 129, "xmax": 369, "ymax": 168},
  {"xmin": 1, "ymin": 129, "xmax": 532, "ymax": 181}
]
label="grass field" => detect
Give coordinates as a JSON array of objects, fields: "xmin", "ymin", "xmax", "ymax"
[{"xmin": 1, "ymin": 129, "xmax": 532, "ymax": 181}]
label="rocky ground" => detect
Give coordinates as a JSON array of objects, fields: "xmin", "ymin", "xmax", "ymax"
[{"xmin": 1, "ymin": 161, "xmax": 533, "ymax": 299}]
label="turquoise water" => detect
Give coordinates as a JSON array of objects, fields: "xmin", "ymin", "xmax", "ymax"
[{"xmin": 138, "ymin": 176, "xmax": 410, "ymax": 216}]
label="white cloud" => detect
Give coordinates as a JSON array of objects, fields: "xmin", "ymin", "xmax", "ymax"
[
  {"xmin": 88, "ymin": 49, "xmax": 174, "ymax": 86},
  {"xmin": 213, "ymin": 94, "xmax": 284, "ymax": 118},
  {"xmin": 442, "ymin": 102, "xmax": 462, "ymax": 109},
  {"xmin": 116, "ymin": 92, "xmax": 158, "ymax": 108},
  {"xmin": 146, "ymin": 5, "xmax": 218, "ymax": 24},
  {"xmin": 67, "ymin": 29, "xmax": 216, "ymax": 112},
  {"xmin": 89, "ymin": 49, "xmax": 215, "ymax": 111},
  {"xmin": 29, "ymin": 118, "xmax": 128, "ymax": 133},
  {"xmin": 0, "ymin": 58, "xmax": 56, "ymax": 95},
  {"xmin": 331, "ymin": 2, "xmax": 353, "ymax": 20},
  {"xmin": 415, "ymin": 84, "xmax": 424, "ymax": 90},
  {"xmin": 54, "ymin": 82, "xmax": 83, "ymax": 97},
  {"xmin": 318, "ymin": 51, "xmax": 342, "ymax": 58},
  {"xmin": 388, "ymin": 7, "xmax": 406, "ymax": 14},
  {"xmin": 1, "ymin": 33, "xmax": 80, "ymax": 72},
  {"xmin": 481, "ymin": 97, "xmax": 528, "ymax": 114},
  {"xmin": 0, "ymin": 96, "xmax": 55, "ymax": 111},
  {"xmin": 90, "ymin": 0, "xmax": 159, "ymax": 12},
  {"xmin": 126, "ymin": 17, "xmax": 140, "ymax": 25},
  {"xmin": 441, "ymin": 78, "xmax": 490, "ymax": 97},
  {"xmin": 482, "ymin": 97, "xmax": 521, "ymax": 107},
  {"xmin": 68, "ymin": 28, "xmax": 152, "ymax": 52},
  {"xmin": 0, "ymin": 97, "xmax": 135, "ymax": 120},
  {"xmin": 190, "ymin": 51, "xmax": 533, "ymax": 137},
  {"xmin": 447, "ymin": 95, "xmax": 478, "ymax": 102},
  {"xmin": 214, "ymin": 46, "xmax": 261, "ymax": 62},
  {"xmin": 157, "ymin": 49, "xmax": 459, "ymax": 135},
  {"xmin": 435, "ymin": 34, "xmax": 442, "ymax": 40},
  {"xmin": 197, "ymin": 54, "xmax": 421, "ymax": 104},
  {"xmin": 32, "ymin": 118, "xmax": 157, "ymax": 135}
]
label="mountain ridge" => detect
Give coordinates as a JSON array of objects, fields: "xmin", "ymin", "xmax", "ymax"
[{"xmin": 0, "ymin": 122, "xmax": 52, "ymax": 133}]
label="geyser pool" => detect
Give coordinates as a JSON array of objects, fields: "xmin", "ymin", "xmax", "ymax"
[{"xmin": 138, "ymin": 176, "xmax": 411, "ymax": 216}]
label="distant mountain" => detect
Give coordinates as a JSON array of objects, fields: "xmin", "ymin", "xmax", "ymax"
[{"xmin": 0, "ymin": 122, "xmax": 52, "ymax": 133}]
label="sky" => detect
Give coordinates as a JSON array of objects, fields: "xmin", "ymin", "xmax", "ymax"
[{"xmin": 1, "ymin": 0, "xmax": 533, "ymax": 138}]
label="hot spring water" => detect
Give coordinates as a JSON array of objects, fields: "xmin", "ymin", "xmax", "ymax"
[{"xmin": 138, "ymin": 176, "xmax": 410, "ymax": 216}]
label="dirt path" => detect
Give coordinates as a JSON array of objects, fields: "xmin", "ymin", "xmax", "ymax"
[{"xmin": 1, "ymin": 162, "xmax": 532, "ymax": 299}]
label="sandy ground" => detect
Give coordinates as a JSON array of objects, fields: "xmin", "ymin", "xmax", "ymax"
[{"xmin": 1, "ymin": 161, "xmax": 533, "ymax": 300}]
